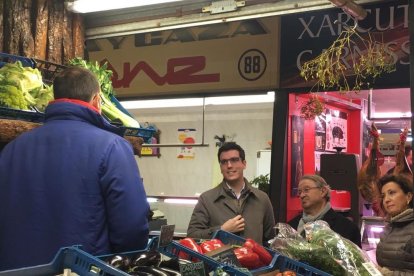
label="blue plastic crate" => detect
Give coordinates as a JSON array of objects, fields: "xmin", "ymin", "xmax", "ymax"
[
  {"xmin": 97, "ymin": 237, "xmax": 158, "ymax": 262},
  {"xmin": 157, "ymin": 239, "xmax": 240, "ymax": 274},
  {"xmin": 0, "ymin": 52, "xmax": 35, "ymax": 68},
  {"xmin": 212, "ymin": 230, "xmax": 331, "ymax": 276},
  {"xmin": 0, "ymin": 239, "xmax": 156, "ymax": 276},
  {"xmin": 110, "ymin": 95, "xmax": 134, "ymax": 118},
  {"xmin": 123, "ymin": 126, "xmax": 156, "ymax": 139},
  {"xmin": 0, "ymin": 246, "xmax": 129, "ymax": 276},
  {"xmin": 0, "ymin": 106, "xmax": 45, "ymax": 123},
  {"xmin": 156, "ymin": 234, "xmax": 274, "ymax": 275},
  {"xmin": 32, "ymin": 58, "xmax": 66, "ymax": 85}
]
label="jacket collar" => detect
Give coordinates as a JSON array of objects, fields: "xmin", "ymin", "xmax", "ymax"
[
  {"xmin": 317, "ymin": 208, "xmax": 335, "ymax": 222},
  {"xmin": 44, "ymin": 100, "xmax": 125, "ymax": 137},
  {"xmin": 50, "ymin": 98, "xmax": 100, "ymax": 113},
  {"xmin": 214, "ymin": 178, "xmax": 255, "ymax": 201},
  {"xmin": 390, "ymin": 208, "xmax": 414, "ymax": 223}
]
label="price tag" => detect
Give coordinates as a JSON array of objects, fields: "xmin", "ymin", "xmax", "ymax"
[
  {"xmin": 206, "ymin": 245, "xmax": 241, "ymax": 268},
  {"xmin": 141, "ymin": 147, "xmax": 153, "ymax": 155},
  {"xmin": 158, "ymin": 224, "xmax": 175, "ymax": 247},
  {"xmin": 179, "ymin": 261, "xmax": 206, "ymax": 276}
]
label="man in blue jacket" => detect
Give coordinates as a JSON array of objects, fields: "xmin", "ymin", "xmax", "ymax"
[{"xmin": 0, "ymin": 66, "xmax": 150, "ymax": 271}]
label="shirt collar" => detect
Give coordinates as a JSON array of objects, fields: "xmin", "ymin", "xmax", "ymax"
[{"xmin": 225, "ymin": 181, "xmax": 246, "ymax": 199}]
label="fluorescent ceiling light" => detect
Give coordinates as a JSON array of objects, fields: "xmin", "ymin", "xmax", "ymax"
[
  {"xmin": 370, "ymin": 226, "xmax": 384, "ymax": 233},
  {"xmin": 120, "ymin": 92, "xmax": 275, "ymax": 109},
  {"xmin": 164, "ymin": 198, "xmax": 198, "ymax": 205},
  {"xmin": 206, "ymin": 92, "xmax": 275, "ymax": 105},
  {"xmin": 65, "ymin": 0, "xmax": 184, "ymax": 13},
  {"xmin": 147, "ymin": 197, "xmax": 158, "ymax": 203},
  {"xmin": 122, "ymin": 98, "xmax": 204, "ymax": 109},
  {"xmin": 373, "ymin": 120, "xmax": 391, "ymax": 124},
  {"xmin": 373, "ymin": 112, "xmax": 412, "ymax": 118}
]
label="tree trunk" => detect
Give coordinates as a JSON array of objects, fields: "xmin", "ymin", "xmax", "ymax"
[
  {"xmin": 0, "ymin": 0, "xmax": 4, "ymax": 53},
  {"xmin": 1, "ymin": 0, "xmax": 84, "ymax": 65},
  {"xmin": 20, "ymin": 0, "xmax": 35, "ymax": 57},
  {"xmin": 72, "ymin": 13, "xmax": 84, "ymax": 59},
  {"xmin": 4, "ymin": 0, "xmax": 19, "ymax": 55},
  {"xmin": 34, "ymin": 0, "xmax": 49, "ymax": 60},
  {"xmin": 47, "ymin": 0, "xmax": 63, "ymax": 64},
  {"xmin": 62, "ymin": 6, "xmax": 74, "ymax": 64}
]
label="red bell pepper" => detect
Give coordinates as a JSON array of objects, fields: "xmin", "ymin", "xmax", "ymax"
[
  {"xmin": 233, "ymin": 246, "xmax": 263, "ymax": 270},
  {"xmin": 178, "ymin": 238, "xmax": 203, "ymax": 260},
  {"xmin": 200, "ymin": 239, "xmax": 224, "ymax": 253},
  {"xmin": 243, "ymin": 238, "xmax": 273, "ymax": 266}
]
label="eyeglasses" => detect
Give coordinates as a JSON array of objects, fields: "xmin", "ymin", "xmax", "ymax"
[
  {"xmin": 219, "ymin": 157, "xmax": 242, "ymax": 165},
  {"xmin": 297, "ymin": 187, "xmax": 321, "ymax": 196},
  {"xmin": 99, "ymin": 94, "xmax": 105, "ymax": 105},
  {"xmin": 95, "ymin": 93, "xmax": 105, "ymax": 105}
]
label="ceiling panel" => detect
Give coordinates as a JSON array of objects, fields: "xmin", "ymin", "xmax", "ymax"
[{"xmin": 83, "ymin": 0, "xmax": 382, "ymax": 39}]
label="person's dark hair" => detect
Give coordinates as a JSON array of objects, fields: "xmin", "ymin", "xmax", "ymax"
[
  {"xmin": 378, "ymin": 173, "xmax": 413, "ymax": 209},
  {"xmin": 53, "ymin": 66, "xmax": 100, "ymax": 102},
  {"xmin": 217, "ymin": 142, "xmax": 245, "ymax": 162}
]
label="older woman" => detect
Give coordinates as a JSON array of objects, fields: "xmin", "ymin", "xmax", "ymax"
[{"xmin": 376, "ymin": 174, "xmax": 414, "ymax": 274}]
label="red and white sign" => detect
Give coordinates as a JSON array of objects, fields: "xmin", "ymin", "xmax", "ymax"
[{"xmin": 87, "ymin": 17, "xmax": 280, "ymax": 97}]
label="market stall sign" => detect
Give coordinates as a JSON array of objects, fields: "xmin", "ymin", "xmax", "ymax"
[
  {"xmin": 205, "ymin": 245, "xmax": 242, "ymax": 269},
  {"xmin": 87, "ymin": 17, "xmax": 280, "ymax": 97},
  {"xmin": 280, "ymin": 0, "xmax": 409, "ymax": 90},
  {"xmin": 179, "ymin": 261, "xmax": 206, "ymax": 276},
  {"xmin": 158, "ymin": 224, "xmax": 175, "ymax": 247}
]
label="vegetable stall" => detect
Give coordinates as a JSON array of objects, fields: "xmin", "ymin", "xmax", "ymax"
[
  {"xmin": 0, "ymin": 230, "xmax": 328, "ymax": 276},
  {"xmin": 0, "ymin": 53, "xmax": 153, "ymax": 153}
]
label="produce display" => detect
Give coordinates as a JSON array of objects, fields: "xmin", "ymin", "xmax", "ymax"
[
  {"xmin": 270, "ymin": 221, "xmax": 379, "ymax": 276},
  {"xmin": 0, "ymin": 61, "xmax": 53, "ymax": 111},
  {"xmin": 0, "ymin": 56, "xmax": 149, "ymax": 149},
  {"xmin": 176, "ymin": 236, "xmax": 273, "ymax": 271},
  {"xmin": 104, "ymin": 250, "xmax": 184, "ymax": 276},
  {"xmin": 68, "ymin": 57, "xmax": 140, "ymax": 128},
  {"xmin": 2, "ymin": 234, "xmax": 313, "ymax": 276},
  {"xmin": 0, "ymin": 56, "xmax": 141, "ymax": 128}
]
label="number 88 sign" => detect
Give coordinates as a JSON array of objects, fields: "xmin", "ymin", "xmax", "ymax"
[{"xmin": 238, "ymin": 49, "xmax": 267, "ymax": 81}]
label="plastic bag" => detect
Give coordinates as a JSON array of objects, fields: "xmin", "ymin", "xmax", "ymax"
[
  {"xmin": 270, "ymin": 221, "xmax": 380, "ymax": 276},
  {"xmin": 270, "ymin": 222, "xmax": 345, "ymax": 275},
  {"xmin": 305, "ymin": 221, "xmax": 380, "ymax": 276}
]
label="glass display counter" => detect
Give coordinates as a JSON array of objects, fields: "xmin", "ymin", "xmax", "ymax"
[{"xmin": 360, "ymin": 216, "xmax": 386, "ymax": 265}]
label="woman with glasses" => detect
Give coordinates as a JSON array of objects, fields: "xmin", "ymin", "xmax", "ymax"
[
  {"xmin": 288, "ymin": 174, "xmax": 361, "ymax": 247},
  {"xmin": 187, "ymin": 142, "xmax": 275, "ymax": 245}
]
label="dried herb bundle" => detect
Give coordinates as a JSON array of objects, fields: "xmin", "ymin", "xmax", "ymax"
[
  {"xmin": 300, "ymin": 24, "xmax": 395, "ymax": 93},
  {"xmin": 300, "ymin": 94, "xmax": 325, "ymax": 120}
]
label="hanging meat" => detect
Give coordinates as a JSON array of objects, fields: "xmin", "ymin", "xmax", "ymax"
[
  {"xmin": 357, "ymin": 123, "xmax": 384, "ymax": 217},
  {"xmin": 392, "ymin": 127, "xmax": 412, "ymax": 176}
]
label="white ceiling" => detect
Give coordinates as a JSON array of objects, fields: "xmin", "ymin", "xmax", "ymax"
[
  {"xmin": 347, "ymin": 88, "xmax": 411, "ymax": 130},
  {"xmin": 83, "ymin": 0, "xmax": 383, "ymax": 39}
]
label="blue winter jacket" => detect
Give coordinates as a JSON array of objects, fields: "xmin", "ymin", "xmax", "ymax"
[{"xmin": 0, "ymin": 100, "xmax": 150, "ymax": 271}]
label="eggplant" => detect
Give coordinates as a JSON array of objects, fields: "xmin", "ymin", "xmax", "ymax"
[
  {"xmin": 107, "ymin": 255, "xmax": 131, "ymax": 271},
  {"xmin": 157, "ymin": 267, "xmax": 182, "ymax": 276},
  {"xmin": 132, "ymin": 250, "xmax": 161, "ymax": 267},
  {"xmin": 130, "ymin": 266, "xmax": 169, "ymax": 276},
  {"xmin": 129, "ymin": 272, "xmax": 154, "ymax": 276}
]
